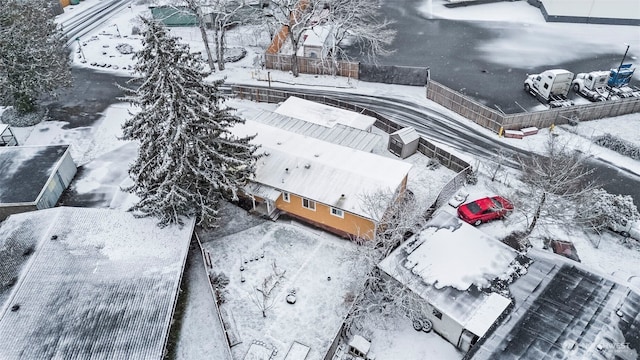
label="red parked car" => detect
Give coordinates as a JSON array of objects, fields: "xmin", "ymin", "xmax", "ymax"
[{"xmin": 457, "ymin": 196, "xmax": 514, "ymax": 226}]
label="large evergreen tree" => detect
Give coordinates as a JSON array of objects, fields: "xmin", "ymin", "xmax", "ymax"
[
  {"xmin": 120, "ymin": 17, "xmax": 258, "ymax": 227},
  {"xmin": 0, "ymin": 0, "xmax": 71, "ymax": 114}
]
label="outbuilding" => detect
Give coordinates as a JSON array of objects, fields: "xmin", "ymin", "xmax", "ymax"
[
  {"xmin": 388, "ymin": 126, "xmax": 419, "ymax": 159},
  {"xmin": 0, "ymin": 145, "xmax": 76, "ymax": 220}
]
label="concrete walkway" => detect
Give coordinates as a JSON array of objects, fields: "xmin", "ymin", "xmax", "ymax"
[{"xmin": 174, "ymin": 243, "xmax": 233, "ymax": 360}]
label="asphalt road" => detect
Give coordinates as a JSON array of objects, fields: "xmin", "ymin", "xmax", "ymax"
[
  {"xmin": 41, "ymin": 67, "xmax": 129, "ymax": 129},
  {"xmin": 234, "ymin": 84, "xmax": 640, "ymax": 207},
  {"xmin": 346, "ymin": 0, "xmax": 636, "ymax": 113}
]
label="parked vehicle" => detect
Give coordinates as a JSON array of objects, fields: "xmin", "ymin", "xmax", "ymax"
[
  {"xmin": 457, "ymin": 196, "xmax": 513, "ymax": 226},
  {"xmin": 610, "ymin": 219, "xmax": 640, "ymax": 242},
  {"xmin": 607, "ymin": 64, "xmax": 640, "ymax": 99},
  {"xmin": 524, "ymin": 69, "xmax": 574, "ymax": 108},
  {"xmin": 572, "ymin": 71, "xmax": 609, "ymax": 101}
]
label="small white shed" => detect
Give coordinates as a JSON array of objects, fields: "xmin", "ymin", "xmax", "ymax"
[{"xmin": 388, "ymin": 127, "xmax": 419, "ymax": 159}]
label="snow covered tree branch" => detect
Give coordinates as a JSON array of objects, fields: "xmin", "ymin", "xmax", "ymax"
[
  {"xmin": 119, "ymin": 17, "xmax": 259, "ymax": 228},
  {"xmin": 266, "ymin": 0, "xmax": 395, "ymax": 76},
  {"xmin": 515, "ymin": 134, "xmax": 598, "ymax": 237},
  {"xmin": 0, "ymin": 0, "xmax": 71, "ymax": 115}
]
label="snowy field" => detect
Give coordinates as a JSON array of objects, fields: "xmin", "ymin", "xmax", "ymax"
[{"xmin": 0, "ymin": 1, "xmax": 638, "ymax": 359}]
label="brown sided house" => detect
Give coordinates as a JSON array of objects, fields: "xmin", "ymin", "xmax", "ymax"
[{"xmin": 232, "ymin": 119, "xmax": 412, "ymax": 241}]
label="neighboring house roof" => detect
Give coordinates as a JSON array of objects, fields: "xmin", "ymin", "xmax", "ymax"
[
  {"xmin": 252, "ymin": 110, "xmax": 381, "ymax": 152},
  {"xmin": 469, "ymin": 249, "xmax": 640, "ymax": 360},
  {"xmin": 296, "ymin": 25, "xmax": 334, "ymax": 57},
  {"xmin": 275, "ymin": 96, "xmax": 376, "ymax": 131},
  {"xmin": 0, "ymin": 145, "xmax": 70, "ymax": 204},
  {"xmin": 396, "ymin": 211, "xmax": 518, "ymax": 291},
  {"xmin": 232, "ymin": 120, "xmax": 412, "ymax": 221},
  {"xmin": 391, "ymin": 127, "xmax": 420, "ymax": 144},
  {"xmin": 302, "ymin": 26, "xmax": 332, "ymax": 47},
  {"xmin": 0, "ymin": 207, "xmax": 195, "ymax": 359},
  {"xmin": 378, "ymin": 211, "xmax": 516, "ymax": 337},
  {"xmin": 537, "ymin": 0, "xmax": 640, "ymax": 22}
]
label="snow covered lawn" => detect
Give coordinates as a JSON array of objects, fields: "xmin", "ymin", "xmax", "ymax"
[{"xmin": 199, "ymin": 220, "xmax": 365, "ymax": 360}]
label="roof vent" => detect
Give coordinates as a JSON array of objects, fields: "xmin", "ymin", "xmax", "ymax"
[
  {"xmin": 264, "ymin": 151, "xmax": 270, "ymax": 156},
  {"xmin": 314, "ymin": 154, "xmax": 320, "ymax": 157},
  {"xmin": 51, "ymin": 235, "xmax": 58, "ymax": 241},
  {"xmin": 285, "ymin": 168, "xmax": 289, "ymax": 173},
  {"xmin": 304, "ymin": 163, "xmax": 311, "ymax": 169}
]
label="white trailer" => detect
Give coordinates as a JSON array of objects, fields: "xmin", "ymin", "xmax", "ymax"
[
  {"xmin": 524, "ymin": 69, "xmax": 574, "ymax": 107},
  {"xmin": 572, "ymin": 71, "xmax": 609, "ymax": 101}
]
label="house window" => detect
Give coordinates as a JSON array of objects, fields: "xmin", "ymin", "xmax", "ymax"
[
  {"xmin": 302, "ymin": 198, "xmax": 316, "ymax": 211},
  {"xmin": 282, "ymin": 192, "xmax": 290, "ymax": 203},
  {"xmin": 330, "ymin": 207, "xmax": 344, "ymax": 218},
  {"xmin": 432, "ymin": 309, "xmax": 442, "ymax": 320}
]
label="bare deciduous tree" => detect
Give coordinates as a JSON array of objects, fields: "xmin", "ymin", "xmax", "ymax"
[
  {"xmin": 249, "ymin": 260, "xmax": 286, "ymax": 317},
  {"xmin": 341, "ymin": 189, "xmax": 428, "ymax": 332},
  {"xmin": 267, "ymin": 0, "xmax": 395, "ymax": 77},
  {"xmin": 515, "ymin": 135, "xmax": 597, "ymax": 237},
  {"xmin": 182, "ymin": 0, "xmax": 217, "ymax": 71}
]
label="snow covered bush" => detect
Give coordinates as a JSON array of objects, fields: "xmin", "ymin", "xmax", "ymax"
[
  {"xmin": 119, "ymin": 18, "xmax": 259, "ymax": 227},
  {"xmin": 0, "ymin": 107, "xmax": 48, "ymax": 127},
  {"xmin": 576, "ymin": 188, "xmax": 640, "ymax": 233},
  {"xmin": 593, "ymin": 133, "xmax": 640, "ymax": 160}
]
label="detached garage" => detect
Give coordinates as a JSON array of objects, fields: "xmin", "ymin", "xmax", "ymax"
[{"xmin": 0, "ymin": 145, "xmax": 76, "ymax": 220}]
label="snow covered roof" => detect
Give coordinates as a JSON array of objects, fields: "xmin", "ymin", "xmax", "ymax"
[
  {"xmin": 391, "ymin": 127, "xmax": 420, "ymax": 144},
  {"xmin": 275, "ymin": 96, "xmax": 376, "ymax": 131},
  {"xmin": 0, "ymin": 145, "xmax": 70, "ymax": 204},
  {"xmin": 378, "ymin": 211, "xmax": 516, "ymax": 337},
  {"xmin": 302, "ymin": 26, "xmax": 332, "ymax": 47},
  {"xmin": 0, "ymin": 207, "xmax": 195, "ymax": 359},
  {"xmin": 470, "ymin": 249, "xmax": 640, "ymax": 360},
  {"xmin": 464, "ymin": 293, "xmax": 512, "ymax": 337},
  {"xmin": 401, "ymin": 211, "xmax": 517, "ymax": 290},
  {"xmin": 252, "ymin": 110, "xmax": 381, "ymax": 152},
  {"xmin": 233, "ymin": 120, "xmax": 412, "ymax": 220},
  {"xmin": 538, "ymin": 0, "xmax": 640, "ymax": 21},
  {"xmin": 349, "ymin": 335, "xmax": 371, "ymax": 354}
]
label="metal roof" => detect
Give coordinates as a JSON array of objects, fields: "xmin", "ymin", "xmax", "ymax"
[
  {"xmin": 252, "ymin": 110, "xmax": 381, "ymax": 152},
  {"xmin": 469, "ymin": 250, "xmax": 640, "ymax": 360},
  {"xmin": 0, "ymin": 207, "xmax": 195, "ymax": 359},
  {"xmin": 391, "ymin": 127, "xmax": 420, "ymax": 144},
  {"xmin": 0, "ymin": 145, "xmax": 69, "ymax": 204},
  {"xmin": 275, "ymin": 96, "xmax": 376, "ymax": 131},
  {"xmin": 232, "ymin": 120, "xmax": 412, "ymax": 221}
]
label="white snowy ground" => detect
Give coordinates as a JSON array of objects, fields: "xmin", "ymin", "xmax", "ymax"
[{"xmin": 0, "ymin": 1, "xmax": 639, "ymax": 359}]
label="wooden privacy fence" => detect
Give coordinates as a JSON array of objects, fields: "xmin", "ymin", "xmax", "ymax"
[
  {"xmin": 502, "ymin": 98, "xmax": 640, "ymax": 129},
  {"xmin": 426, "ymin": 80, "xmax": 640, "ymax": 133},
  {"xmin": 231, "ymin": 85, "xmax": 471, "ymax": 174},
  {"xmin": 264, "ymin": 53, "xmax": 359, "ymax": 79},
  {"xmin": 426, "ymin": 80, "xmax": 503, "ymax": 132}
]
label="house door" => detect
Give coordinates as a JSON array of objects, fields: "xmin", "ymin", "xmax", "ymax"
[{"xmin": 458, "ymin": 329, "xmax": 478, "ymax": 352}]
